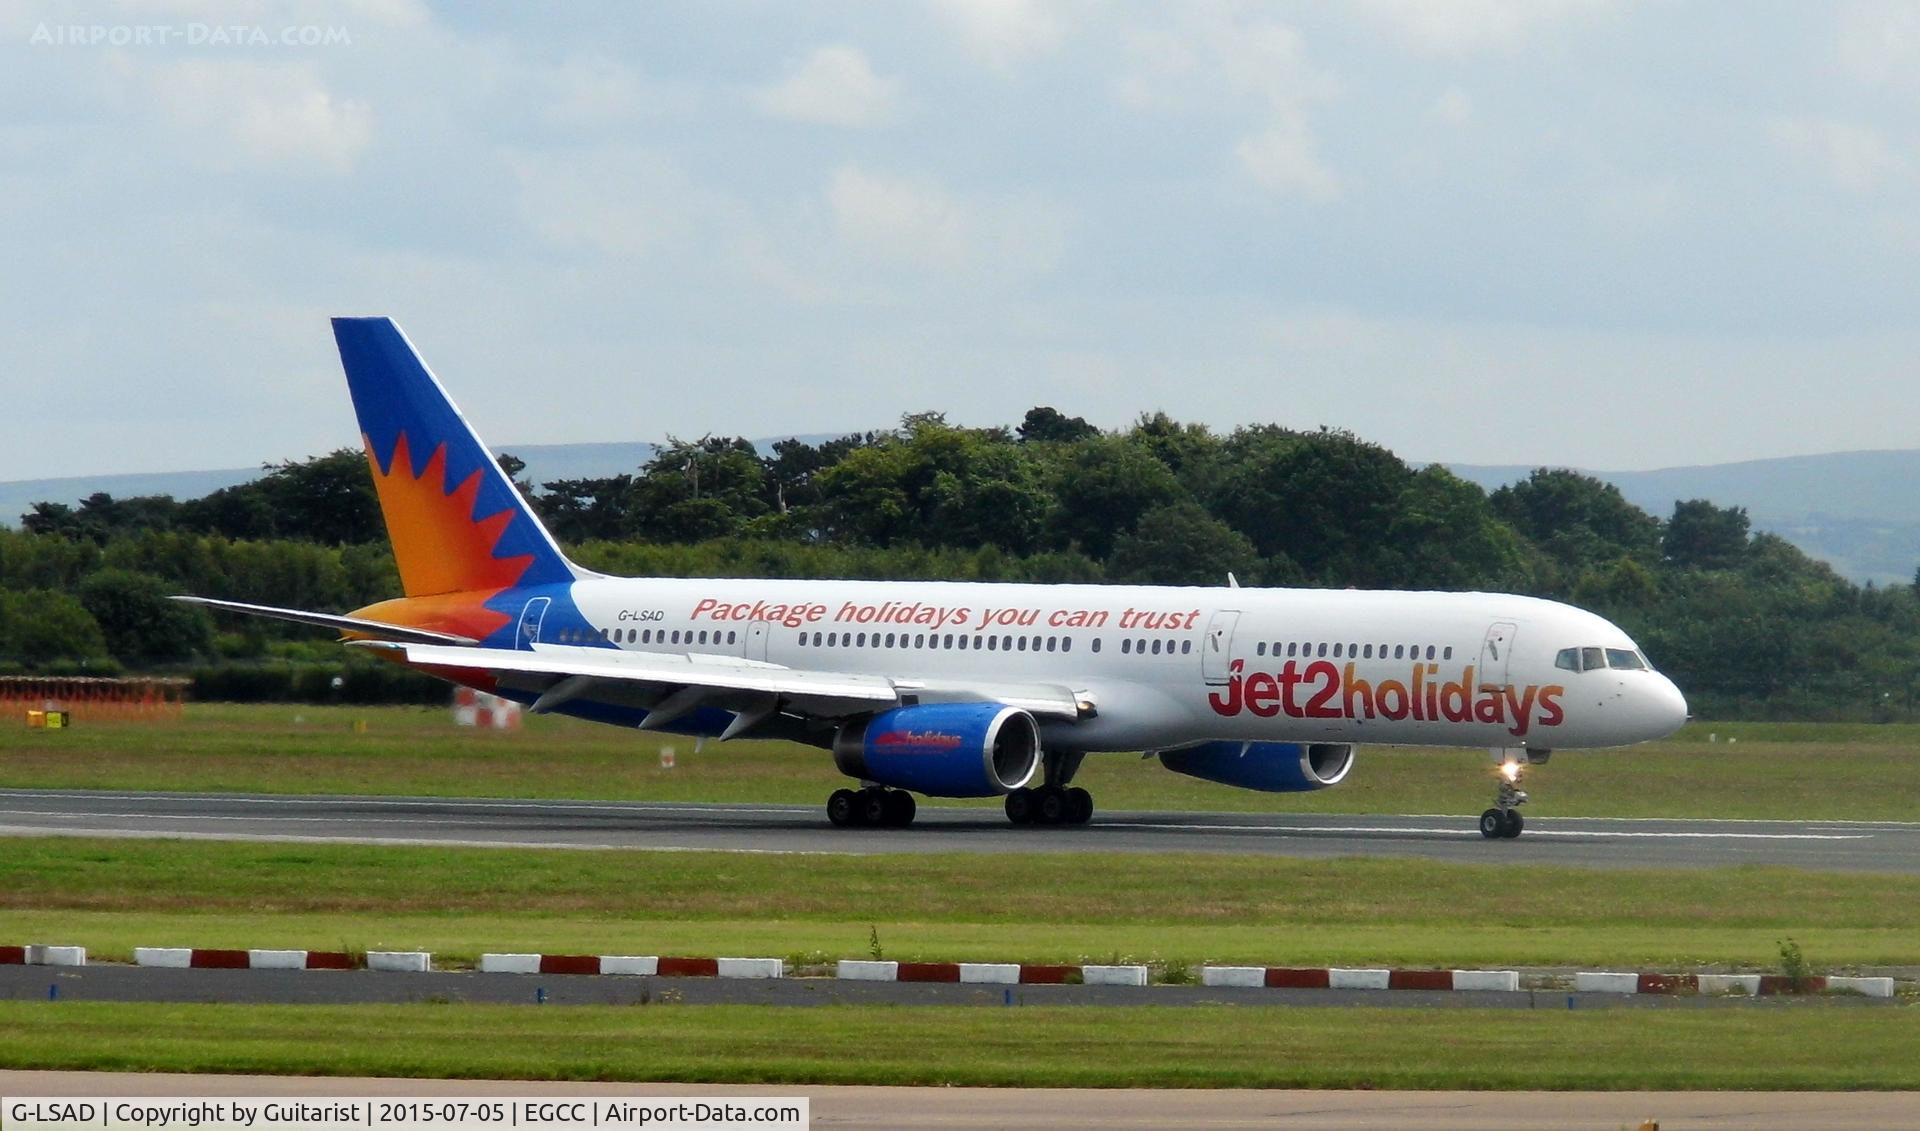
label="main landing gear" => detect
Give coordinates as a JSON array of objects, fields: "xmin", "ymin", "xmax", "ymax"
[
  {"xmin": 1004, "ymin": 784, "xmax": 1093, "ymax": 826},
  {"xmin": 1005, "ymin": 750, "xmax": 1094, "ymax": 826},
  {"xmin": 1479, "ymin": 751, "xmax": 1535, "ymax": 839},
  {"xmin": 827, "ymin": 786, "xmax": 916, "ymax": 828}
]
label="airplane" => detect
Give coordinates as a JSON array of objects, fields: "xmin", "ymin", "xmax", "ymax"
[{"xmin": 179, "ymin": 317, "xmax": 1690, "ymax": 839}]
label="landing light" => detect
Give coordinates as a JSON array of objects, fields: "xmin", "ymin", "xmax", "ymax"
[{"xmin": 1499, "ymin": 761, "xmax": 1523, "ymax": 783}]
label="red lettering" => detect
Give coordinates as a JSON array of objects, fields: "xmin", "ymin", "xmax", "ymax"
[
  {"xmin": 1504, "ymin": 685, "xmax": 1539, "ymax": 738},
  {"xmin": 1277, "ymin": 661, "xmax": 1305, "ymax": 718},
  {"xmin": 1341, "ymin": 663, "xmax": 1374, "ymax": 720},
  {"xmin": 691, "ymin": 598, "xmax": 718, "ymax": 619},
  {"xmin": 1424, "ymin": 664, "xmax": 1441, "ymax": 719},
  {"xmin": 1409, "ymin": 665, "xmax": 1425, "ymax": 720},
  {"xmin": 1303, "ymin": 661, "xmax": 1342, "ymax": 719},
  {"xmin": 1208, "ymin": 659, "xmax": 1245, "ymax": 716},
  {"xmin": 1537, "ymin": 685, "xmax": 1565, "ymax": 728},
  {"xmin": 1376, "ymin": 680, "xmax": 1409, "ymax": 720},
  {"xmin": 1245, "ymin": 671, "xmax": 1281, "ymax": 718},
  {"xmin": 1473, "ymin": 690, "xmax": 1505, "ymax": 725},
  {"xmin": 1440, "ymin": 665, "xmax": 1473, "ymax": 722}
]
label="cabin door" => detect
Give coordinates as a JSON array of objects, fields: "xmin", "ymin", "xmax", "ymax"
[
  {"xmin": 1477, "ymin": 622, "xmax": 1518, "ymax": 691},
  {"xmin": 517, "ymin": 597, "xmax": 551, "ymax": 651},
  {"xmin": 1203, "ymin": 610, "xmax": 1241, "ymax": 685},
  {"xmin": 743, "ymin": 619, "xmax": 772, "ymax": 662}
]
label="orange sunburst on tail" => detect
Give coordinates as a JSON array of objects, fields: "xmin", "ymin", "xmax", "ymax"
[{"xmin": 356, "ymin": 430, "xmax": 533, "ymax": 640}]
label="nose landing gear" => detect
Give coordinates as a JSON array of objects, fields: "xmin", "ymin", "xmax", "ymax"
[{"xmin": 1479, "ymin": 753, "xmax": 1531, "ymax": 839}]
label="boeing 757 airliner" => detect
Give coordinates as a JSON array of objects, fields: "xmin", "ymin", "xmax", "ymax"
[{"xmin": 180, "ymin": 318, "xmax": 1689, "ymax": 838}]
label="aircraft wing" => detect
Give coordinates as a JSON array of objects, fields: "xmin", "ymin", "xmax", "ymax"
[{"xmin": 354, "ymin": 641, "xmax": 1087, "ymax": 734}]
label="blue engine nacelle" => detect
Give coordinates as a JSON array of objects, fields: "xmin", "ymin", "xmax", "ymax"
[
  {"xmin": 1157, "ymin": 741, "xmax": 1355, "ymax": 792},
  {"xmin": 832, "ymin": 703, "xmax": 1041, "ymax": 798}
]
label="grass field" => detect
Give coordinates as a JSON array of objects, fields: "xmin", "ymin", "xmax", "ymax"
[
  {"xmin": 5, "ymin": 837, "xmax": 1918, "ymax": 969},
  {"xmin": 1, "ymin": 1001, "xmax": 1916, "ymax": 1090},
  {"xmin": 3, "ymin": 704, "xmax": 1919, "ymax": 820}
]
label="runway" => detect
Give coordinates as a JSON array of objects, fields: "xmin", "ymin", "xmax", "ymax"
[
  {"xmin": 6, "ymin": 1071, "xmax": 1919, "ymax": 1131},
  {"xmin": 2, "ymin": 788, "xmax": 1916, "ymax": 871}
]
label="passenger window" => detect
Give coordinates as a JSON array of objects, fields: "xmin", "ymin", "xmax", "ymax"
[
  {"xmin": 1555, "ymin": 648, "xmax": 1580, "ymax": 672},
  {"xmin": 1333, "ymin": 643, "xmax": 1343, "ymax": 658},
  {"xmin": 1090, "ymin": 638, "xmax": 1100, "ymax": 653},
  {"xmin": 1017, "ymin": 637, "xmax": 1028, "ymax": 652},
  {"xmin": 1606, "ymin": 648, "xmax": 1646, "ymax": 670},
  {"xmin": 943, "ymin": 634, "xmax": 954, "ymax": 648},
  {"xmin": 988, "ymin": 636, "xmax": 999, "ymax": 651},
  {"xmin": 1317, "ymin": 643, "xmax": 1328, "ymax": 658},
  {"xmin": 1121, "ymin": 639, "xmax": 1132, "ymax": 654},
  {"xmin": 1047, "ymin": 637, "xmax": 1057, "ymax": 652},
  {"xmin": 1443, "ymin": 646, "xmax": 1453, "ymax": 660},
  {"xmin": 1182, "ymin": 640, "xmax": 1192, "ymax": 655},
  {"xmin": 1151, "ymin": 640, "xmax": 1162, "ymax": 655},
  {"xmin": 1064, "ymin": 638, "xmax": 1074, "ymax": 653},
  {"xmin": 1288, "ymin": 643, "xmax": 1299, "ymax": 657},
  {"xmin": 1004, "ymin": 636, "xmax": 1014, "ymax": 651},
  {"xmin": 1582, "ymin": 646, "xmax": 1607, "ymax": 671},
  {"xmin": 1258, "ymin": 642, "xmax": 1268, "ymax": 656}
]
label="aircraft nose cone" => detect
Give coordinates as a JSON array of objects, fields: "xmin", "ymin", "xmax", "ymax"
[{"xmin": 1651, "ymin": 673, "xmax": 1689, "ymax": 738}]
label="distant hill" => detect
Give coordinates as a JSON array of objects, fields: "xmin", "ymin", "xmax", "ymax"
[
  {"xmin": 1439, "ymin": 451, "xmax": 1920, "ymax": 586},
  {"xmin": 5, "ymin": 443, "xmax": 1916, "ymax": 586}
]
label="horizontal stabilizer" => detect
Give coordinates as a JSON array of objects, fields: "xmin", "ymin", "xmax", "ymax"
[{"xmin": 171, "ymin": 596, "xmax": 480, "ymax": 646}]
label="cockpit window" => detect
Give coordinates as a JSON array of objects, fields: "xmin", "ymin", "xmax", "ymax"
[
  {"xmin": 1606, "ymin": 648, "xmax": 1647, "ymax": 670},
  {"xmin": 1580, "ymin": 646, "xmax": 1606, "ymax": 672},
  {"xmin": 1555, "ymin": 647, "xmax": 1580, "ymax": 672}
]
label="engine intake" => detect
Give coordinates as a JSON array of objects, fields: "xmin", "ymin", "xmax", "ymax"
[
  {"xmin": 1158, "ymin": 741, "xmax": 1354, "ymax": 792},
  {"xmin": 833, "ymin": 703, "xmax": 1041, "ymax": 798}
]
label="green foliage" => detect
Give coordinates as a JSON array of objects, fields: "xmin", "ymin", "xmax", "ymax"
[
  {"xmin": 8, "ymin": 405, "xmax": 1919, "ymax": 720},
  {"xmin": 0, "ymin": 588, "xmax": 112, "ymax": 668},
  {"xmin": 77, "ymin": 569, "xmax": 212, "ymax": 664}
]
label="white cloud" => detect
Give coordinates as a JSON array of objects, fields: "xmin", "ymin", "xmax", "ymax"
[
  {"xmin": 1354, "ymin": 0, "xmax": 1615, "ymax": 56},
  {"xmin": 145, "ymin": 60, "xmax": 370, "ymax": 173},
  {"xmin": 755, "ymin": 45, "xmax": 900, "ymax": 127},
  {"xmin": 1769, "ymin": 116, "xmax": 1905, "ymax": 192},
  {"xmin": 827, "ymin": 164, "xmax": 1064, "ymax": 274},
  {"xmin": 931, "ymin": 0, "xmax": 1067, "ymax": 69},
  {"xmin": 1430, "ymin": 86, "xmax": 1473, "ymax": 126},
  {"xmin": 512, "ymin": 147, "xmax": 701, "ymax": 257},
  {"xmin": 1236, "ymin": 110, "xmax": 1339, "ymax": 200},
  {"xmin": 1837, "ymin": 1, "xmax": 1920, "ymax": 88}
]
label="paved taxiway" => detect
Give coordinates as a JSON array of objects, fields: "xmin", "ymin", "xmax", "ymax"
[
  {"xmin": 6, "ymin": 1071, "xmax": 1918, "ymax": 1131},
  {"xmin": 2, "ymin": 788, "xmax": 1916, "ymax": 871}
]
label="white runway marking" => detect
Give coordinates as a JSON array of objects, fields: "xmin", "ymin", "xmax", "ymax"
[{"xmin": 1127, "ymin": 822, "xmax": 1872, "ymax": 841}]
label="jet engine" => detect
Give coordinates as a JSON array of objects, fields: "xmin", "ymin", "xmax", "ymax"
[
  {"xmin": 1158, "ymin": 740, "xmax": 1354, "ymax": 792},
  {"xmin": 832, "ymin": 703, "xmax": 1041, "ymax": 798}
]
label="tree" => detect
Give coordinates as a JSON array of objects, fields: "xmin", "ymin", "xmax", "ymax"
[
  {"xmin": 1017, "ymin": 406, "xmax": 1098, "ymax": 444},
  {"xmin": 1665, "ymin": 499, "xmax": 1750, "ymax": 571},
  {"xmin": 0, "ymin": 589, "xmax": 110, "ymax": 667},
  {"xmin": 1489, "ymin": 468, "xmax": 1663, "ymax": 580},
  {"xmin": 77, "ymin": 568, "xmax": 213, "ymax": 664},
  {"xmin": 1383, "ymin": 466, "xmax": 1536, "ymax": 590},
  {"xmin": 1107, "ymin": 502, "xmax": 1260, "ymax": 586},
  {"xmin": 1043, "ymin": 435, "xmax": 1183, "ymax": 559},
  {"xmin": 1212, "ymin": 427, "xmax": 1413, "ymax": 584}
]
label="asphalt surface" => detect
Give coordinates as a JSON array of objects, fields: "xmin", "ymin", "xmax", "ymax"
[
  {"xmin": 11, "ymin": 964, "xmax": 1896, "ymax": 1010},
  {"xmin": 6, "ymin": 1071, "xmax": 1919, "ymax": 1131},
  {"xmin": 2, "ymin": 788, "xmax": 1918, "ymax": 871}
]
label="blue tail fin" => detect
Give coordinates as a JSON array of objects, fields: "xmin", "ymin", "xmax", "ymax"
[{"xmin": 332, "ymin": 317, "xmax": 579, "ymax": 598}]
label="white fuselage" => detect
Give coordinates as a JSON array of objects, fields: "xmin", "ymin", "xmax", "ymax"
[{"xmin": 559, "ymin": 577, "xmax": 1689, "ymax": 754}]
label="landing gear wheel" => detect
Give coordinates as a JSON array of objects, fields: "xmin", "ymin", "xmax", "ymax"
[
  {"xmin": 1064, "ymin": 787, "xmax": 1093, "ymax": 825},
  {"xmin": 1479, "ymin": 809, "xmax": 1505, "ymax": 839},
  {"xmin": 1035, "ymin": 786, "xmax": 1068, "ymax": 825},
  {"xmin": 882, "ymin": 789, "xmax": 916, "ymax": 828},
  {"xmin": 827, "ymin": 789, "xmax": 859, "ymax": 828},
  {"xmin": 1499, "ymin": 809, "xmax": 1523, "ymax": 838},
  {"xmin": 1004, "ymin": 787, "xmax": 1035, "ymax": 825},
  {"xmin": 859, "ymin": 789, "xmax": 891, "ymax": 827}
]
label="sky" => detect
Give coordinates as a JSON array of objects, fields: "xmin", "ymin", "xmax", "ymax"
[{"xmin": 3, "ymin": 0, "xmax": 1919, "ymax": 481}]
